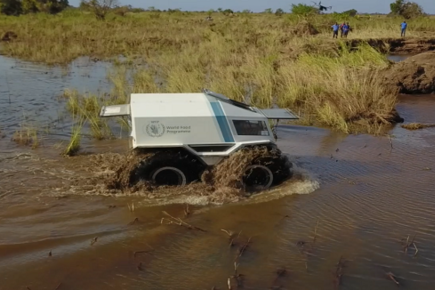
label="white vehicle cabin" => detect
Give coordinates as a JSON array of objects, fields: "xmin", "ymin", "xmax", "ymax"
[{"xmin": 100, "ymin": 89, "xmax": 298, "ymax": 165}]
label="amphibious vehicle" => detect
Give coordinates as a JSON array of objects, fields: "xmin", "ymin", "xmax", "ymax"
[{"xmin": 100, "ymin": 89, "xmax": 299, "ymax": 191}]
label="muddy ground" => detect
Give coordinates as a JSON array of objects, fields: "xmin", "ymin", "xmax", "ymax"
[{"xmin": 383, "ymin": 50, "xmax": 435, "ymax": 94}]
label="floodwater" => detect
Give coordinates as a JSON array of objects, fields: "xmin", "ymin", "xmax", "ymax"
[{"xmin": 1, "ymin": 55, "xmax": 435, "ymax": 290}]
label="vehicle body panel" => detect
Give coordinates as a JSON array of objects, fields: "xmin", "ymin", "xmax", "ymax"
[{"xmin": 99, "ymin": 90, "xmax": 299, "ymax": 165}]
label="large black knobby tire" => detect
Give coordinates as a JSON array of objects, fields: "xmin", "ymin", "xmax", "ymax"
[
  {"xmin": 243, "ymin": 164, "xmax": 274, "ymax": 191},
  {"xmin": 131, "ymin": 150, "xmax": 205, "ymax": 187},
  {"xmin": 242, "ymin": 146, "xmax": 293, "ymax": 191}
]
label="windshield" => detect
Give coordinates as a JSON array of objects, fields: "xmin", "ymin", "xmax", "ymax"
[{"xmin": 233, "ymin": 120, "xmax": 270, "ymax": 136}]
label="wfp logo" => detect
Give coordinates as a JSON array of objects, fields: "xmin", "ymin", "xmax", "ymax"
[{"xmin": 146, "ymin": 121, "xmax": 165, "ymax": 137}]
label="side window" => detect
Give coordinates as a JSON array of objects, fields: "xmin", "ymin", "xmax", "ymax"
[{"xmin": 233, "ymin": 120, "xmax": 270, "ymax": 136}]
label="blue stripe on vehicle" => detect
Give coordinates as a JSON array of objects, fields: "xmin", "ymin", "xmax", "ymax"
[{"xmin": 209, "ymin": 101, "xmax": 235, "ymax": 143}]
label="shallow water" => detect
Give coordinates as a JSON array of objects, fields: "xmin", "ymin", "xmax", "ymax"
[
  {"xmin": 387, "ymin": 54, "xmax": 412, "ymax": 62},
  {"xmin": 1, "ymin": 56, "xmax": 435, "ymax": 289}
]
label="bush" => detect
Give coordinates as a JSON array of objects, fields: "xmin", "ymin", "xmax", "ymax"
[
  {"xmin": 275, "ymin": 8, "xmax": 285, "ymax": 16},
  {"xmin": 0, "ymin": 0, "xmax": 22, "ymax": 15},
  {"xmin": 80, "ymin": 0, "xmax": 118, "ymax": 20},
  {"xmin": 390, "ymin": 0, "xmax": 424, "ymax": 19},
  {"xmin": 0, "ymin": 0, "xmax": 68, "ymax": 15},
  {"xmin": 342, "ymin": 9, "xmax": 357, "ymax": 17},
  {"xmin": 222, "ymin": 9, "xmax": 233, "ymax": 16}
]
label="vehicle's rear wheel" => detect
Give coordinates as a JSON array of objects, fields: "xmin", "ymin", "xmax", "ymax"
[{"xmin": 131, "ymin": 150, "xmax": 205, "ymax": 187}]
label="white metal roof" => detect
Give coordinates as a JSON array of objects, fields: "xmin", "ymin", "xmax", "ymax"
[{"xmin": 129, "ymin": 93, "xmax": 266, "ymax": 119}]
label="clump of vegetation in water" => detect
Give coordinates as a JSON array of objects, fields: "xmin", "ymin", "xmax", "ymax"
[
  {"xmin": 401, "ymin": 123, "xmax": 435, "ymax": 130},
  {"xmin": 11, "ymin": 122, "xmax": 40, "ymax": 149},
  {"xmin": 63, "ymin": 116, "xmax": 84, "ymax": 156},
  {"xmin": 63, "ymin": 89, "xmax": 114, "ymax": 140}
]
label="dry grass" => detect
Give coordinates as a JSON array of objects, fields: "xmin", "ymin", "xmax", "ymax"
[
  {"xmin": 99, "ymin": 41, "xmax": 397, "ymax": 134},
  {"xmin": 0, "ymin": 12, "xmax": 434, "ymax": 65},
  {"xmin": 61, "ymin": 41, "xmax": 399, "ymax": 134}
]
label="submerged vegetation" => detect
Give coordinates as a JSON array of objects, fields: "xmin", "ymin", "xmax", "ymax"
[
  {"xmin": 401, "ymin": 123, "xmax": 435, "ymax": 130},
  {"xmin": 11, "ymin": 122, "xmax": 40, "ymax": 148}
]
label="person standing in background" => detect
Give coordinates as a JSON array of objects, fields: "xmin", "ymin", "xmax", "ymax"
[
  {"xmin": 401, "ymin": 21, "xmax": 408, "ymax": 37},
  {"xmin": 342, "ymin": 22, "xmax": 350, "ymax": 38},
  {"xmin": 339, "ymin": 21, "xmax": 346, "ymax": 37},
  {"xmin": 332, "ymin": 22, "xmax": 339, "ymax": 38}
]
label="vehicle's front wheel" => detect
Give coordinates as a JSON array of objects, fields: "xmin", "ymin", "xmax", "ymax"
[
  {"xmin": 151, "ymin": 166, "xmax": 187, "ymax": 186},
  {"xmin": 242, "ymin": 147, "xmax": 293, "ymax": 191},
  {"xmin": 242, "ymin": 164, "xmax": 274, "ymax": 191}
]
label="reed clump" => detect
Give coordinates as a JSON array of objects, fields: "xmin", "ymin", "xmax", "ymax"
[
  {"xmin": 62, "ymin": 87, "xmax": 122, "ymax": 140},
  {"xmin": 64, "ymin": 118, "xmax": 84, "ymax": 156},
  {"xmin": 11, "ymin": 123, "xmax": 40, "ymax": 149},
  {"xmin": 401, "ymin": 123, "xmax": 435, "ymax": 130}
]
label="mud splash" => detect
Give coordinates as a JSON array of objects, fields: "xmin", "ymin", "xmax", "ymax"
[
  {"xmin": 71, "ymin": 147, "xmax": 310, "ymax": 204},
  {"xmin": 51, "ymin": 146, "xmax": 316, "ymax": 205}
]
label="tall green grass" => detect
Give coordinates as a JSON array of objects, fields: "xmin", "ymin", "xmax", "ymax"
[
  {"xmin": 80, "ymin": 42, "xmax": 396, "ymax": 134},
  {"xmin": 0, "ymin": 11, "xmax": 410, "ymax": 135}
]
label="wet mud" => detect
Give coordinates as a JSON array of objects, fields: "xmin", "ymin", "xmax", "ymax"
[
  {"xmin": 383, "ymin": 51, "xmax": 435, "ymax": 94},
  {"xmin": 2, "ymin": 56, "xmax": 435, "ymax": 290}
]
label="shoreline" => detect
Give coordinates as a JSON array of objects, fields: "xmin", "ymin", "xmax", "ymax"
[{"xmin": 346, "ymin": 37, "xmax": 435, "ymax": 54}]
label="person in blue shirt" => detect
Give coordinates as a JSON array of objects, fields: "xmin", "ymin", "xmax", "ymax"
[
  {"xmin": 401, "ymin": 21, "xmax": 407, "ymax": 37},
  {"xmin": 342, "ymin": 23, "xmax": 350, "ymax": 38},
  {"xmin": 332, "ymin": 22, "xmax": 339, "ymax": 39}
]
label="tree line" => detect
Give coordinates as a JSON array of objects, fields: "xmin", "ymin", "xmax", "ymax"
[
  {"xmin": 0, "ymin": 0, "xmax": 124, "ymax": 17},
  {"xmin": 290, "ymin": 0, "xmax": 424, "ymax": 18},
  {"xmin": 0, "ymin": 0, "xmax": 426, "ymax": 19}
]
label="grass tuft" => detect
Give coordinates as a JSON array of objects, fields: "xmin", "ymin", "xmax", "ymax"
[
  {"xmin": 11, "ymin": 122, "xmax": 40, "ymax": 149},
  {"xmin": 64, "ymin": 117, "xmax": 85, "ymax": 156}
]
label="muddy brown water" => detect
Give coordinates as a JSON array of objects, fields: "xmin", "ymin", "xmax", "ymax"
[{"xmin": 1, "ymin": 55, "xmax": 435, "ymax": 289}]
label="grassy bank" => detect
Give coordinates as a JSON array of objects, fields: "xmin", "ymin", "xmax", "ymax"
[
  {"xmin": 63, "ymin": 42, "xmax": 396, "ymax": 142},
  {"xmin": 1, "ymin": 12, "xmax": 435, "ymax": 64}
]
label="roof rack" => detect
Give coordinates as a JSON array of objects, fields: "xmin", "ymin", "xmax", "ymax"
[{"xmin": 202, "ymin": 89, "xmax": 256, "ymax": 112}]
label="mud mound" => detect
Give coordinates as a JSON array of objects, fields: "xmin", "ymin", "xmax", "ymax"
[
  {"xmin": 104, "ymin": 151, "xmax": 154, "ymax": 190},
  {"xmin": 383, "ymin": 51, "xmax": 435, "ymax": 94},
  {"xmin": 210, "ymin": 146, "xmax": 283, "ymax": 190},
  {"xmin": 1, "ymin": 31, "xmax": 17, "ymax": 41},
  {"xmin": 292, "ymin": 21, "xmax": 319, "ymax": 37}
]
